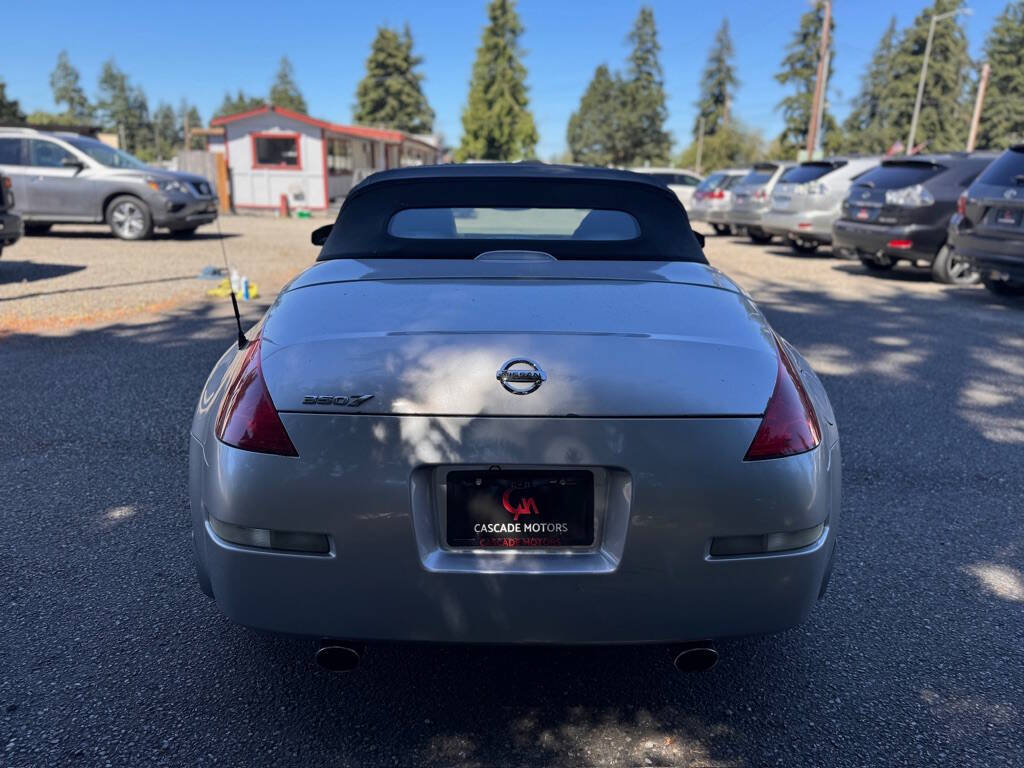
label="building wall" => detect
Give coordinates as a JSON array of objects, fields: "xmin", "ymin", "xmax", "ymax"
[{"xmin": 225, "ymin": 113, "xmax": 326, "ymax": 209}]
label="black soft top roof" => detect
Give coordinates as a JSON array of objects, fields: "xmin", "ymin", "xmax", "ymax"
[{"xmin": 317, "ymin": 163, "xmax": 707, "ymax": 263}]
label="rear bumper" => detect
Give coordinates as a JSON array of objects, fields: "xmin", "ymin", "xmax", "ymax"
[
  {"xmin": 191, "ymin": 415, "xmax": 840, "ymax": 644},
  {"xmin": 763, "ymin": 210, "xmax": 837, "ymax": 244},
  {"xmin": 952, "ymin": 228, "xmax": 1024, "ymax": 281},
  {"xmin": 832, "ymin": 220, "xmax": 944, "ymax": 262},
  {"xmin": 707, "ymin": 208, "xmax": 731, "ymax": 224},
  {"xmin": 0, "ymin": 210, "xmax": 22, "ymax": 246},
  {"xmin": 728, "ymin": 207, "xmax": 770, "ymax": 229}
]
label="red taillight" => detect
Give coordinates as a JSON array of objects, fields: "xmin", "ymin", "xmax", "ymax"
[
  {"xmin": 744, "ymin": 339, "xmax": 821, "ymax": 461},
  {"xmin": 2, "ymin": 177, "xmax": 10, "ymax": 190},
  {"xmin": 754, "ymin": 189, "xmax": 767, "ymax": 200},
  {"xmin": 215, "ymin": 336, "xmax": 298, "ymax": 457},
  {"xmin": 709, "ymin": 188, "xmax": 725, "ymax": 200},
  {"xmin": 956, "ymin": 191, "xmax": 967, "ymax": 217},
  {"xmin": 887, "ymin": 239, "xmax": 913, "ymax": 250}
]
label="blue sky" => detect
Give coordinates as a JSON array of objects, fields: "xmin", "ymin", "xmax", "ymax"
[{"xmin": 2, "ymin": 0, "xmax": 1007, "ymax": 158}]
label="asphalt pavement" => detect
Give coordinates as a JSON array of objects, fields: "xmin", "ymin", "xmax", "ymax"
[{"xmin": 1, "ymin": 223, "xmax": 1022, "ymax": 767}]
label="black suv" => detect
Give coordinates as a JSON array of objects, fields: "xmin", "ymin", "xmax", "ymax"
[
  {"xmin": 949, "ymin": 145, "xmax": 1024, "ymax": 296},
  {"xmin": 0, "ymin": 172, "xmax": 22, "ymax": 258},
  {"xmin": 832, "ymin": 153, "xmax": 997, "ymax": 284}
]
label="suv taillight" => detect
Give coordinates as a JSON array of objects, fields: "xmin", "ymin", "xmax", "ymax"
[
  {"xmin": 957, "ymin": 191, "xmax": 967, "ymax": 217},
  {"xmin": 709, "ymin": 188, "xmax": 725, "ymax": 200},
  {"xmin": 745, "ymin": 338, "xmax": 821, "ymax": 461},
  {"xmin": 215, "ymin": 336, "xmax": 298, "ymax": 457}
]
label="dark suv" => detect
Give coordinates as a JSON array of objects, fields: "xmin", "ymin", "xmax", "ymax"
[
  {"xmin": 832, "ymin": 153, "xmax": 997, "ymax": 284},
  {"xmin": 949, "ymin": 145, "xmax": 1024, "ymax": 296},
  {"xmin": 0, "ymin": 172, "xmax": 22, "ymax": 258}
]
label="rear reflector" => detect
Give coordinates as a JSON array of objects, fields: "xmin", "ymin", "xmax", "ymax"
[
  {"xmin": 710, "ymin": 522, "xmax": 824, "ymax": 556},
  {"xmin": 209, "ymin": 515, "xmax": 330, "ymax": 554},
  {"xmin": 744, "ymin": 337, "xmax": 821, "ymax": 461},
  {"xmin": 956, "ymin": 191, "xmax": 967, "ymax": 217},
  {"xmin": 215, "ymin": 336, "xmax": 298, "ymax": 456},
  {"xmin": 887, "ymin": 239, "xmax": 913, "ymax": 250}
]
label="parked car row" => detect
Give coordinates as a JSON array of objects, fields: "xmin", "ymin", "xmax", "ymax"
[
  {"xmin": 700, "ymin": 147, "xmax": 1024, "ymax": 297},
  {"xmin": 0, "ymin": 127, "xmax": 218, "ymax": 241}
]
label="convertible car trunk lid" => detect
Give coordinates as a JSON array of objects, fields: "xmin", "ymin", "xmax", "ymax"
[{"xmin": 259, "ymin": 261, "xmax": 778, "ymax": 417}]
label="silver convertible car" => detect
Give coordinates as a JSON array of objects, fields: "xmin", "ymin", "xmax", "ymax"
[{"xmin": 189, "ymin": 164, "xmax": 840, "ymax": 672}]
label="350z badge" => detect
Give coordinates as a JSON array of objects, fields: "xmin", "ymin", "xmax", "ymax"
[{"xmin": 301, "ymin": 394, "xmax": 374, "ymax": 407}]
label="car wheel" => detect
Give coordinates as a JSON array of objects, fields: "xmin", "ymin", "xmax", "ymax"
[
  {"xmin": 930, "ymin": 244, "xmax": 979, "ymax": 285},
  {"xmin": 860, "ymin": 255, "xmax": 894, "ymax": 272},
  {"xmin": 712, "ymin": 224, "xmax": 731, "ymax": 236},
  {"xmin": 749, "ymin": 231, "xmax": 774, "ymax": 245},
  {"xmin": 169, "ymin": 226, "xmax": 199, "ymax": 239},
  {"xmin": 982, "ymin": 275, "xmax": 1024, "ymax": 296},
  {"xmin": 24, "ymin": 223, "xmax": 52, "ymax": 236},
  {"xmin": 106, "ymin": 196, "xmax": 153, "ymax": 240},
  {"xmin": 788, "ymin": 238, "xmax": 819, "ymax": 255}
]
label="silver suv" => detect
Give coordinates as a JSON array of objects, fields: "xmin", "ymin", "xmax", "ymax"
[
  {"xmin": 0, "ymin": 128, "xmax": 218, "ymax": 240},
  {"xmin": 726, "ymin": 162, "xmax": 794, "ymax": 244}
]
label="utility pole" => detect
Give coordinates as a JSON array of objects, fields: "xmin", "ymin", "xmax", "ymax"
[
  {"xmin": 695, "ymin": 116, "xmax": 705, "ymax": 175},
  {"xmin": 805, "ymin": 0, "xmax": 831, "ymax": 158},
  {"xmin": 907, "ymin": 7, "xmax": 972, "ymax": 154},
  {"xmin": 966, "ymin": 62, "xmax": 990, "ymax": 152}
]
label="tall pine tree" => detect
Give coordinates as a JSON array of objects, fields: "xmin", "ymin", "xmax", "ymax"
[
  {"xmin": 457, "ymin": 0, "xmax": 537, "ymax": 161},
  {"xmin": 152, "ymin": 102, "xmax": 179, "ymax": 160},
  {"xmin": 774, "ymin": 1, "xmax": 835, "ymax": 158},
  {"xmin": 0, "ymin": 80, "xmax": 26, "ymax": 122},
  {"xmin": 977, "ymin": 1, "xmax": 1024, "ymax": 148},
  {"xmin": 50, "ymin": 51, "xmax": 93, "ymax": 121},
  {"xmin": 841, "ymin": 17, "xmax": 899, "ymax": 154},
  {"xmin": 96, "ymin": 60, "xmax": 150, "ymax": 154},
  {"xmin": 694, "ymin": 19, "xmax": 738, "ymax": 138},
  {"xmin": 620, "ymin": 6, "xmax": 671, "ymax": 165},
  {"xmin": 354, "ymin": 25, "xmax": 435, "ymax": 133},
  {"xmin": 269, "ymin": 56, "xmax": 307, "ymax": 114},
  {"xmin": 567, "ymin": 64, "xmax": 628, "ymax": 166},
  {"xmin": 879, "ymin": 0, "xmax": 971, "ymax": 152},
  {"xmin": 213, "ymin": 90, "xmax": 265, "ymax": 119}
]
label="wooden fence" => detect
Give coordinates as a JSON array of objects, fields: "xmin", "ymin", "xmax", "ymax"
[{"xmin": 175, "ymin": 150, "xmax": 232, "ymax": 211}]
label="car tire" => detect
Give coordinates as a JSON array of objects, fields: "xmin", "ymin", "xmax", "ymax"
[
  {"xmin": 169, "ymin": 226, "xmax": 199, "ymax": 239},
  {"xmin": 106, "ymin": 196, "xmax": 153, "ymax": 241},
  {"xmin": 24, "ymin": 223, "xmax": 52, "ymax": 236},
  {"xmin": 930, "ymin": 244, "xmax": 979, "ymax": 285},
  {"xmin": 982, "ymin": 276, "xmax": 1024, "ymax": 296},
  {"xmin": 788, "ymin": 238, "xmax": 819, "ymax": 255},
  {"xmin": 749, "ymin": 231, "xmax": 774, "ymax": 245},
  {"xmin": 712, "ymin": 224, "xmax": 731, "ymax": 236},
  {"xmin": 860, "ymin": 255, "xmax": 894, "ymax": 272}
]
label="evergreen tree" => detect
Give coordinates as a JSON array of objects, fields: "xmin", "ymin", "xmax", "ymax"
[
  {"xmin": 620, "ymin": 6, "xmax": 671, "ymax": 165},
  {"xmin": 774, "ymin": 1, "xmax": 835, "ymax": 158},
  {"xmin": 213, "ymin": 90, "xmax": 265, "ymax": 119},
  {"xmin": 269, "ymin": 56, "xmax": 307, "ymax": 113},
  {"xmin": 354, "ymin": 25, "xmax": 435, "ymax": 133},
  {"xmin": 567, "ymin": 64, "xmax": 628, "ymax": 166},
  {"xmin": 96, "ymin": 60, "xmax": 150, "ymax": 155},
  {"xmin": 694, "ymin": 19, "xmax": 738, "ymax": 138},
  {"xmin": 0, "ymin": 80, "xmax": 25, "ymax": 122},
  {"xmin": 841, "ymin": 17, "xmax": 899, "ymax": 153},
  {"xmin": 179, "ymin": 102, "xmax": 204, "ymax": 149},
  {"xmin": 879, "ymin": 0, "xmax": 971, "ymax": 153},
  {"xmin": 152, "ymin": 102, "xmax": 179, "ymax": 160},
  {"xmin": 977, "ymin": 1, "xmax": 1024, "ymax": 148},
  {"xmin": 50, "ymin": 51, "xmax": 93, "ymax": 121},
  {"xmin": 457, "ymin": 0, "xmax": 537, "ymax": 161}
]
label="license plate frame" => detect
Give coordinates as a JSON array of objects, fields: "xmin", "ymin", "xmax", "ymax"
[{"xmin": 441, "ymin": 467, "xmax": 599, "ymax": 551}]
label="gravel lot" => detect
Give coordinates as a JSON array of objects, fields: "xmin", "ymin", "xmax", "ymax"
[{"xmin": 1, "ymin": 217, "xmax": 1022, "ymax": 767}]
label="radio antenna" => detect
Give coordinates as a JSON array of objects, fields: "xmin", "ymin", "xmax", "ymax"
[{"xmin": 214, "ymin": 215, "xmax": 248, "ymax": 350}]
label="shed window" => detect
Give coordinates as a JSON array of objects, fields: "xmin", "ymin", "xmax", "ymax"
[
  {"xmin": 253, "ymin": 135, "xmax": 299, "ymax": 169},
  {"xmin": 327, "ymin": 139, "xmax": 352, "ymax": 175}
]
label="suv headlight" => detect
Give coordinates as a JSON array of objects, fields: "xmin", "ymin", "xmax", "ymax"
[
  {"xmin": 146, "ymin": 178, "xmax": 191, "ymax": 195},
  {"xmin": 885, "ymin": 184, "xmax": 934, "ymax": 207}
]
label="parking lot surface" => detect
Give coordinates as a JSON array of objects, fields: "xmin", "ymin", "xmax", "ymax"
[{"xmin": 1, "ymin": 219, "xmax": 1022, "ymax": 767}]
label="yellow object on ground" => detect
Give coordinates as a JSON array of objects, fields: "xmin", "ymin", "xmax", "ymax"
[{"xmin": 206, "ymin": 279, "xmax": 260, "ymax": 300}]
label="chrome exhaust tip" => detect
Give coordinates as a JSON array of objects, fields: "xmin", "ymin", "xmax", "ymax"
[
  {"xmin": 671, "ymin": 642, "xmax": 719, "ymax": 673},
  {"xmin": 315, "ymin": 641, "xmax": 363, "ymax": 672}
]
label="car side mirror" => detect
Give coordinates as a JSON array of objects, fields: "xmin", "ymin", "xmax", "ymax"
[
  {"xmin": 311, "ymin": 224, "xmax": 333, "ymax": 246},
  {"xmin": 693, "ymin": 231, "xmax": 706, "ymax": 249},
  {"xmin": 61, "ymin": 157, "xmax": 85, "ymax": 174}
]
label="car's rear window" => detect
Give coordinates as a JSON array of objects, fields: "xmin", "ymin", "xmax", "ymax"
[
  {"xmin": 388, "ymin": 207, "xmax": 641, "ymax": 241},
  {"xmin": 740, "ymin": 166, "xmax": 777, "ymax": 185},
  {"xmin": 852, "ymin": 162, "xmax": 943, "ymax": 190},
  {"xmin": 975, "ymin": 148, "xmax": 1024, "ymax": 187},
  {"xmin": 697, "ymin": 173, "xmax": 726, "ymax": 191},
  {"xmin": 779, "ymin": 161, "xmax": 846, "ymax": 184}
]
